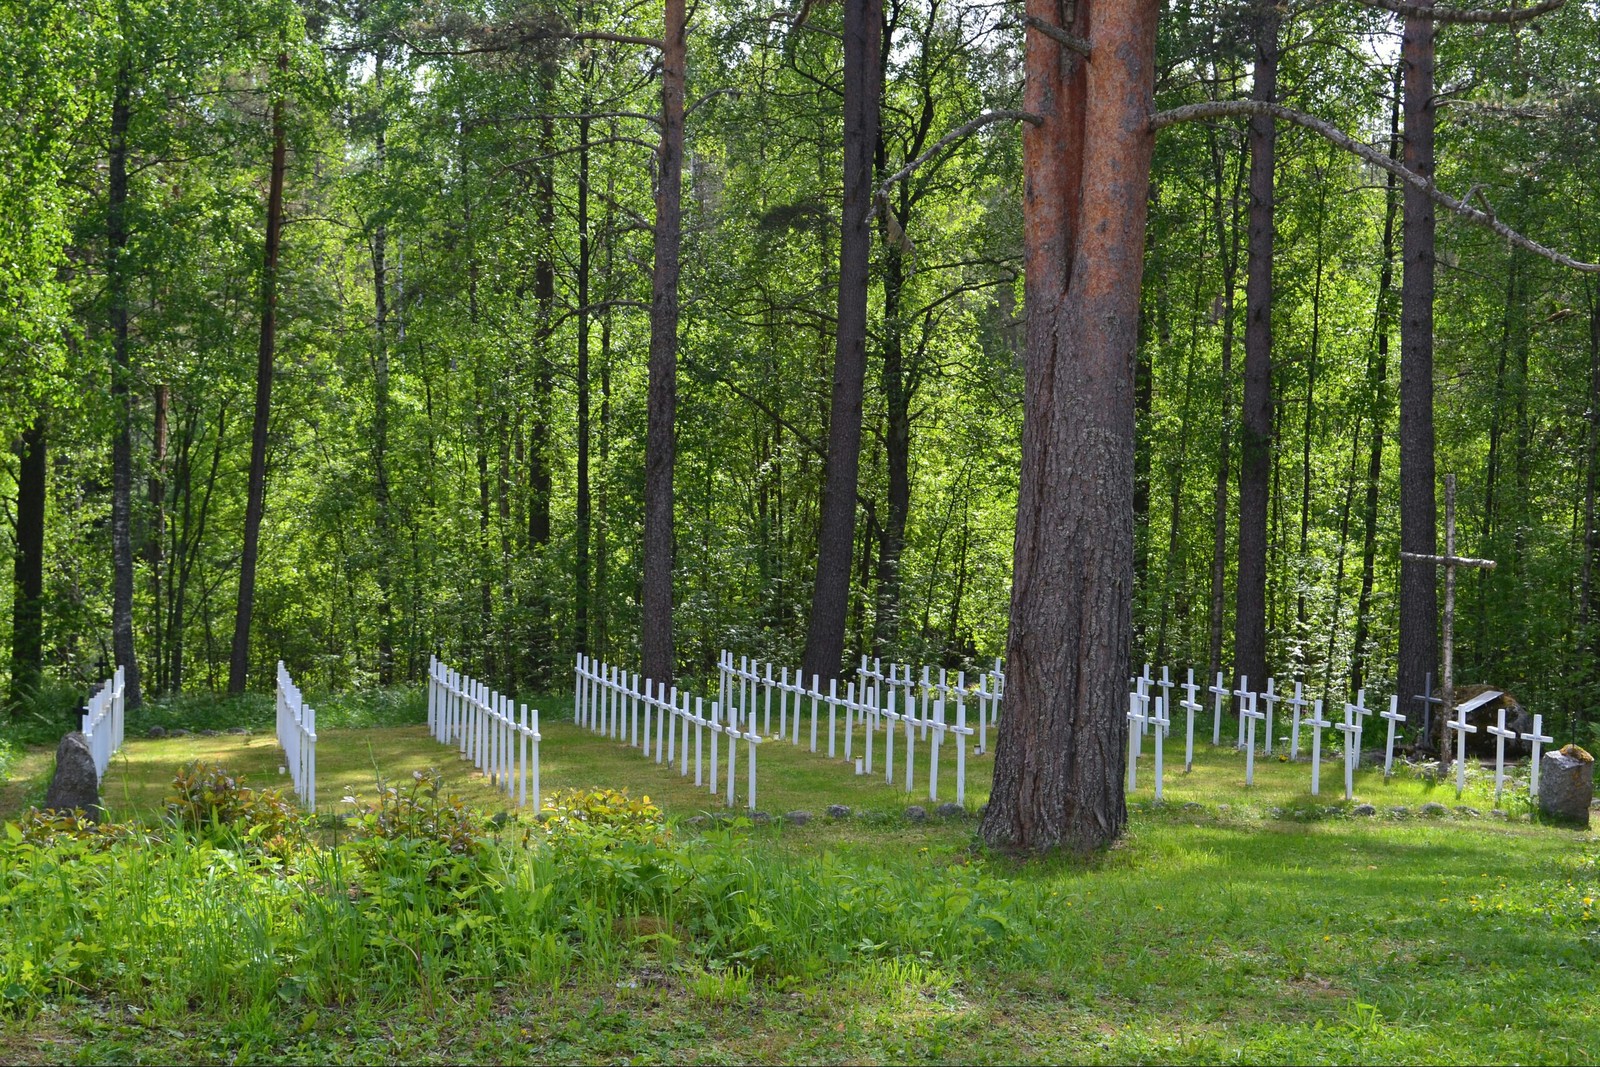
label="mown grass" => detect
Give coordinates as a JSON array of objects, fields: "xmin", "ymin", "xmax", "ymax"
[{"xmin": 2, "ymin": 689, "xmax": 1596, "ymax": 1065}]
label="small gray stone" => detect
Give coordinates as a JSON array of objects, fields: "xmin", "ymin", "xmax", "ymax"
[
  {"xmin": 170, "ymin": 728, "xmax": 192, "ymax": 737},
  {"xmin": 1419, "ymin": 802, "xmax": 1449, "ymax": 817},
  {"xmin": 904, "ymin": 805, "xmax": 927, "ymax": 822},
  {"xmin": 226, "ymin": 727, "xmax": 251, "ymax": 736},
  {"xmin": 826, "ymin": 804, "xmax": 851, "ymax": 819},
  {"xmin": 1268, "ymin": 806, "xmax": 1284, "ymax": 819},
  {"xmin": 1353, "ymin": 804, "xmax": 1376, "ymax": 816},
  {"xmin": 43, "ymin": 732, "xmax": 101, "ymax": 821},
  {"xmin": 1389, "ymin": 806, "xmax": 1411, "ymax": 818},
  {"xmin": 1455, "ymin": 806, "xmax": 1482, "ymax": 818},
  {"xmin": 1490, "ymin": 809, "xmax": 1508, "ymax": 819},
  {"xmin": 751, "ymin": 811, "xmax": 771, "ymax": 825},
  {"xmin": 1538, "ymin": 747, "xmax": 1595, "ymax": 827},
  {"xmin": 1181, "ymin": 801, "xmax": 1203, "ymax": 811},
  {"xmin": 935, "ymin": 802, "xmax": 965, "ymax": 818},
  {"xmin": 784, "ymin": 810, "xmax": 812, "ymax": 826},
  {"xmin": 199, "ymin": 729, "xmax": 220, "ymax": 737},
  {"xmin": 146, "ymin": 725, "xmax": 167, "ymax": 739},
  {"xmin": 684, "ymin": 815, "xmax": 708, "ymax": 829}
]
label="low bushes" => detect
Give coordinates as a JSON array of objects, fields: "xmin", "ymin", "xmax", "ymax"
[{"xmin": 0, "ymin": 768, "xmax": 1031, "ymax": 1020}]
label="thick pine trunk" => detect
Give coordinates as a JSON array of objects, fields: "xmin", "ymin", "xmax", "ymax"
[
  {"xmin": 1206, "ymin": 130, "xmax": 1243, "ymax": 684},
  {"xmin": 109, "ymin": 60, "xmax": 141, "ymax": 709},
  {"xmin": 641, "ymin": 0, "xmax": 686, "ymax": 685},
  {"xmin": 802, "ymin": 0, "xmax": 882, "ymax": 683},
  {"xmin": 981, "ymin": 0, "xmax": 1157, "ymax": 853},
  {"xmin": 9, "ymin": 417, "xmax": 47, "ymax": 712},
  {"xmin": 1235, "ymin": 3, "xmax": 1278, "ymax": 690},
  {"xmin": 1397, "ymin": 2, "xmax": 1439, "ymax": 714},
  {"xmin": 228, "ymin": 56, "xmax": 288, "ymax": 695}
]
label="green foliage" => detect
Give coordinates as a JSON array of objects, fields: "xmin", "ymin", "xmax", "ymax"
[
  {"xmin": 537, "ymin": 786, "xmax": 667, "ymax": 846},
  {"xmin": 165, "ymin": 760, "xmax": 301, "ymax": 851}
]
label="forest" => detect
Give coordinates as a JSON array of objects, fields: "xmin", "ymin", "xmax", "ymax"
[{"xmin": 4, "ymin": 0, "xmax": 1599, "ymax": 842}]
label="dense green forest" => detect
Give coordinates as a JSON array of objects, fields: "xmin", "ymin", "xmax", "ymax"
[{"xmin": 3, "ymin": 0, "xmax": 1598, "ymax": 750}]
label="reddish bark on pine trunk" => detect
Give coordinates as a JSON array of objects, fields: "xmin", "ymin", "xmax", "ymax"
[{"xmin": 980, "ymin": 0, "xmax": 1157, "ymax": 853}]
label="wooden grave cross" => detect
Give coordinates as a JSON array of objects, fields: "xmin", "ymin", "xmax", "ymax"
[
  {"xmin": 1261, "ymin": 677, "xmax": 1278, "ymax": 756},
  {"xmin": 1445, "ymin": 700, "xmax": 1477, "ymax": 798},
  {"xmin": 1487, "ymin": 707, "xmax": 1517, "ymax": 803},
  {"xmin": 1159, "ymin": 666, "xmax": 1175, "ymax": 740},
  {"xmin": 1335, "ymin": 703, "xmax": 1362, "ymax": 800},
  {"xmin": 1287, "ymin": 681, "xmax": 1309, "ymax": 759},
  {"xmin": 1126, "ymin": 691, "xmax": 1147, "ymax": 791},
  {"xmin": 1181, "ymin": 668, "xmax": 1201, "ymax": 772},
  {"xmin": 1209, "ymin": 671, "xmax": 1229, "ymax": 745},
  {"xmin": 1307, "ymin": 699, "xmax": 1331, "ymax": 796},
  {"xmin": 1140, "ymin": 663, "xmax": 1155, "ymax": 737},
  {"xmin": 1242, "ymin": 692, "xmax": 1266, "ymax": 786},
  {"xmin": 1233, "ymin": 674, "xmax": 1252, "ymax": 751},
  {"xmin": 1520, "ymin": 714, "xmax": 1553, "ymax": 799},
  {"xmin": 1400, "ymin": 473, "xmax": 1495, "ymax": 762},
  {"xmin": 1380, "ymin": 695, "xmax": 1406, "ymax": 779},
  {"xmin": 1413, "ymin": 671, "xmax": 1443, "ymax": 752},
  {"xmin": 1149, "ymin": 693, "xmax": 1171, "ymax": 799}
]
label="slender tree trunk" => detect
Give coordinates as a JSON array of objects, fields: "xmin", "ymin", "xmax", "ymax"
[
  {"xmin": 108, "ymin": 58, "xmax": 141, "ymax": 708},
  {"xmin": 874, "ymin": 239, "xmax": 909, "ymax": 654},
  {"xmin": 371, "ymin": 49, "xmax": 395, "ymax": 686},
  {"xmin": 1235, "ymin": 1, "xmax": 1278, "ymax": 689},
  {"xmin": 641, "ymin": 0, "xmax": 686, "ymax": 685},
  {"xmin": 1583, "ymin": 281, "xmax": 1600, "ymax": 681},
  {"xmin": 1397, "ymin": 0, "xmax": 1440, "ymax": 714},
  {"xmin": 1296, "ymin": 157, "xmax": 1330, "ymax": 650},
  {"xmin": 1351, "ymin": 68, "xmax": 1402, "ymax": 699},
  {"xmin": 9, "ymin": 418, "xmax": 47, "ymax": 713},
  {"xmin": 228, "ymin": 54, "xmax": 288, "ymax": 695},
  {"xmin": 1206, "ymin": 129, "xmax": 1244, "ymax": 684},
  {"xmin": 1155, "ymin": 264, "xmax": 1204, "ymax": 662},
  {"xmin": 148, "ymin": 383, "xmax": 168, "ymax": 693},
  {"xmin": 802, "ymin": 0, "xmax": 883, "ymax": 683},
  {"xmin": 981, "ymin": 0, "xmax": 1157, "ymax": 853},
  {"xmin": 574, "ymin": 87, "xmax": 592, "ymax": 656}
]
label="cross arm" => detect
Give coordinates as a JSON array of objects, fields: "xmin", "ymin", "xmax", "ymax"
[{"xmin": 1400, "ymin": 551, "xmax": 1497, "ymax": 569}]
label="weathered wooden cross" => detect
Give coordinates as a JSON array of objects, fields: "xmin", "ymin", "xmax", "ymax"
[{"xmin": 1399, "ymin": 474, "xmax": 1496, "ymax": 764}]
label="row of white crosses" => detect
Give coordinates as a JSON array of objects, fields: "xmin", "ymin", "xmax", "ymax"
[
  {"xmin": 275, "ymin": 661, "xmax": 317, "ymax": 809},
  {"xmin": 714, "ymin": 652, "xmax": 990, "ymax": 807},
  {"xmin": 1128, "ymin": 661, "xmax": 1561, "ymax": 805},
  {"xmin": 80, "ymin": 666, "xmax": 127, "ymax": 783},
  {"xmin": 428, "ymin": 656, "xmax": 542, "ymax": 809},
  {"xmin": 576, "ymin": 653, "xmax": 762, "ymax": 810}
]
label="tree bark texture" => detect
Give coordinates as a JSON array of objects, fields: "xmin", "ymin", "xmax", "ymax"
[
  {"xmin": 1235, "ymin": 2, "xmax": 1279, "ymax": 689},
  {"xmin": 228, "ymin": 54, "xmax": 288, "ymax": 695},
  {"xmin": 802, "ymin": 0, "xmax": 883, "ymax": 684},
  {"xmin": 109, "ymin": 59, "xmax": 142, "ymax": 709},
  {"xmin": 980, "ymin": 0, "xmax": 1157, "ymax": 853},
  {"xmin": 641, "ymin": 0, "xmax": 686, "ymax": 685},
  {"xmin": 9, "ymin": 418, "xmax": 47, "ymax": 712},
  {"xmin": 1397, "ymin": 0, "xmax": 1439, "ymax": 714}
]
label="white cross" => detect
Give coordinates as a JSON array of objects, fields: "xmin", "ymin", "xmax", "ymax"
[
  {"xmin": 1520, "ymin": 714, "xmax": 1553, "ymax": 799},
  {"xmin": 1286, "ymin": 681, "xmax": 1309, "ymax": 760},
  {"xmin": 1487, "ymin": 707, "xmax": 1517, "ymax": 804},
  {"xmin": 1307, "ymin": 699, "xmax": 1331, "ymax": 796},
  {"xmin": 1127, "ymin": 691, "xmax": 1146, "ymax": 791},
  {"xmin": 1228, "ymin": 675, "xmax": 1254, "ymax": 751},
  {"xmin": 1135, "ymin": 675, "xmax": 1152, "ymax": 736},
  {"xmin": 1209, "ymin": 671, "xmax": 1229, "ymax": 746},
  {"xmin": 1261, "ymin": 677, "xmax": 1278, "ymax": 756},
  {"xmin": 1380, "ymin": 695, "xmax": 1406, "ymax": 779},
  {"xmin": 1445, "ymin": 700, "xmax": 1478, "ymax": 798},
  {"xmin": 1242, "ymin": 692, "xmax": 1266, "ymax": 786},
  {"xmin": 1158, "ymin": 666, "xmax": 1175, "ymax": 739},
  {"xmin": 1335, "ymin": 704, "xmax": 1362, "ymax": 800},
  {"xmin": 1181, "ymin": 668, "xmax": 1201, "ymax": 772},
  {"xmin": 1149, "ymin": 694, "xmax": 1171, "ymax": 799}
]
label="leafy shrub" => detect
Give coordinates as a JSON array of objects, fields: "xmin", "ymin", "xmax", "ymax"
[
  {"xmin": 7, "ymin": 808, "xmax": 142, "ymax": 849},
  {"xmin": 165, "ymin": 760, "xmax": 302, "ymax": 852},
  {"xmin": 538, "ymin": 787, "xmax": 668, "ymax": 847},
  {"xmin": 347, "ymin": 770, "xmax": 490, "ymax": 894}
]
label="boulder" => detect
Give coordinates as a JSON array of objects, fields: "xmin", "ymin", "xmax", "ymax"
[
  {"xmin": 935, "ymin": 802, "xmax": 965, "ymax": 818},
  {"xmin": 825, "ymin": 804, "xmax": 851, "ymax": 819},
  {"xmin": 783, "ymin": 810, "xmax": 812, "ymax": 826},
  {"xmin": 1419, "ymin": 802, "xmax": 1449, "ymax": 817},
  {"xmin": 1538, "ymin": 745, "xmax": 1594, "ymax": 827},
  {"xmin": 1352, "ymin": 804, "xmax": 1376, "ymax": 816},
  {"xmin": 1436, "ymin": 686, "xmax": 1534, "ymax": 758},
  {"xmin": 146, "ymin": 725, "xmax": 167, "ymax": 739},
  {"xmin": 904, "ymin": 805, "xmax": 927, "ymax": 823},
  {"xmin": 170, "ymin": 728, "xmax": 192, "ymax": 737},
  {"xmin": 226, "ymin": 727, "xmax": 251, "ymax": 736},
  {"xmin": 751, "ymin": 811, "xmax": 772, "ymax": 825},
  {"xmin": 199, "ymin": 729, "xmax": 220, "ymax": 737},
  {"xmin": 43, "ymin": 732, "xmax": 101, "ymax": 821}
]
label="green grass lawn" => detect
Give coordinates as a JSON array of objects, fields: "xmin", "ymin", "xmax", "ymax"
[{"xmin": 3, "ymin": 692, "xmax": 1596, "ymax": 1065}]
